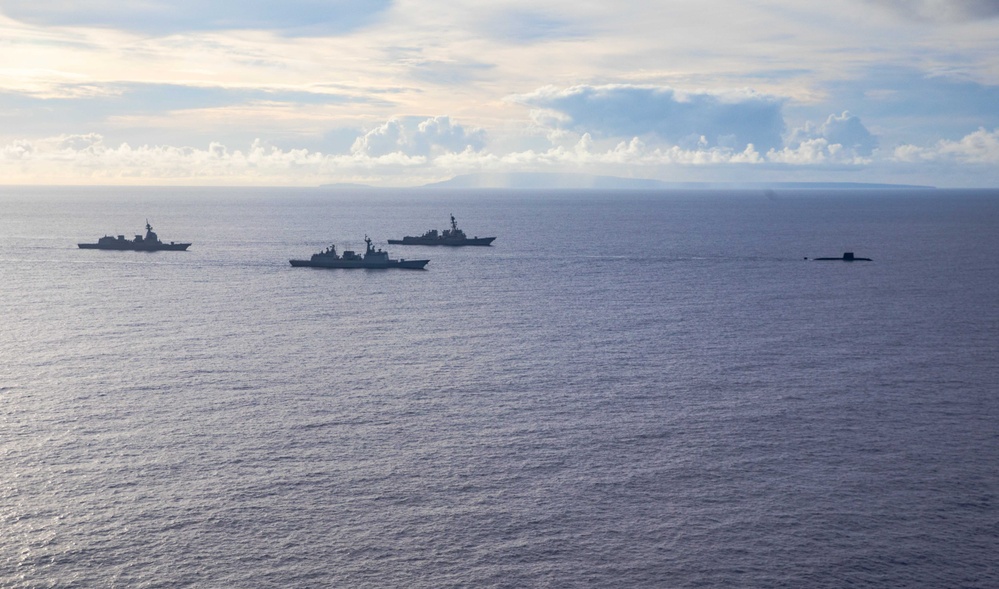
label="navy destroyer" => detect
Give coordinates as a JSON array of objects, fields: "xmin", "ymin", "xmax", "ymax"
[
  {"xmin": 290, "ymin": 236, "xmax": 429, "ymax": 269},
  {"xmin": 78, "ymin": 221, "xmax": 191, "ymax": 251},
  {"xmin": 388, "ymin": 214, "xmax": 495, "ymax": 246}
]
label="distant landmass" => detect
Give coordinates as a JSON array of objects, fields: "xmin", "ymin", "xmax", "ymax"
[
  {"xmin": 421, "ymin": 173, "xmax": 936, "ymax": 190},
  {"xmin": 320, "ymin": 173, "xmax": 936, "ymax": 190},
  {"xmin": 319, "ymin": 182, "xmax": 377, "ymax": 189}
]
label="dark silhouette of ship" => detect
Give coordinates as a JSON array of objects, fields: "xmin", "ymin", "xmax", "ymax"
[
  {"xmin": 388, "ymin": 214, "xmax": 495, "ymax": 246},
  {"xmin": 290, "ymin": 236, "xmax": 429, "ymax": 269},
  {"xmin": 810, "ymin": 252, "xmax": 872, "ymax": 261},
  {"xmin": 78, "ymin": 221, "xmax": 191, "ymax": 251}
]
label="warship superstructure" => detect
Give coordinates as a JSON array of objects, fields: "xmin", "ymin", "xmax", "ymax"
[{"xmin": 290, "ymin": 236, "xmax": 429, "ymax": 269}]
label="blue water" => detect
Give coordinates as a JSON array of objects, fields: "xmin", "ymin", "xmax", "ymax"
[{"xmin": 2, "ymin": 187, "xmax": 998, "ymax": 588}]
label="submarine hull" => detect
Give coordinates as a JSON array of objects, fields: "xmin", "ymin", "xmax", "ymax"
[{"xmin": 813, "ymin": 252, "xmax": 871, "ymax": 262}]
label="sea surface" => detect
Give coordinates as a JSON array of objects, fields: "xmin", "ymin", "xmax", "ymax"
[{"xmin": 1, "ymin": 187, "xmax": 998, "ymax": 588}]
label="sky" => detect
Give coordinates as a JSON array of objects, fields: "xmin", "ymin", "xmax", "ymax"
[{"xmin": 1, "ymin": 0, "xmax": 998, "ymax": 187}]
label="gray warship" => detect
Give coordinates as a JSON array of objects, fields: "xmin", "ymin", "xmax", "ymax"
[
  {"xmin": 290, "ymin": 236, "xmax": 429, "ymax": 269},
  {"xmin": 388, "ymin": 214, "xmax": 495, "ymax": 246},
  {"xmin": 78, "ymin": 221, "xmax": 191, "ymax": 251}
]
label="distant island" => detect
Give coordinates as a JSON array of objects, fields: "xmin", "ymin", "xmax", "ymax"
[
  {"xmin": 321, "ymin": 173, "xmax": 936, "ymax": 190},
  {"xmin": 318, "ymin": 182, "xmax": 378, "ymax": 189},
  {"xmin": 421, "ymin": 173, "xmax": 936, "ymax": 190}
]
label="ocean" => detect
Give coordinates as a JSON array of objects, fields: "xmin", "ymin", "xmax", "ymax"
[{"xmin": 2, "ymin": 187, "xmax": 997, "ymax": 588}]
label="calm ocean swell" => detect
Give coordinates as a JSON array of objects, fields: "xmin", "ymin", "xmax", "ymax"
[{"xmin": 2, "ymin": 188, "xmax": 998, "ymax": 587}]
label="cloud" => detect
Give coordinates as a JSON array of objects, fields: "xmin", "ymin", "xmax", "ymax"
[
  {"xmin": 0, "ymin": 115, "xmax": 874, "ymax": 187},
  {"xmin": 479, "ymin": 9, "xmax": 588, "ymax": 42},
  {"xmin": 513, "ymin": 84, "xmax": 787, "ymax": 152},
  {"xmin": 817, "ymin": 67, "xmax": 999, "ymax": 123},
  {"xmin": 351, "ymin": 116, "xmax": 486, "ymax": 157},
  {"xmin": 0, "ymin": 133, "xmax": 431, "ymax": 184},
  {"xmin": 0, "ymin": 128, "xmax": 796, "ymax": 187},
  {"xmin": 0, "ymin": 0, "xmax": 393, "ymax": 35},
  {"xmin": 864, "ymin": 0, "xmax": 999, "ymax": 22},
  {"xmin": 2, "ymin": 82, "xmax": 368, "ymax": 110},
  {"xmin": 0, "ymin": 83, "xmax": 392, "ymax": 146},
  {"xmin": 407, "ymin": 59, "xmax": 496, "ymax": 86},
  {"xmin": 894, "ymin": 127, "xmax": 999, "ymax": 163},
  {"xmin": 766, "ymin": 139, "xmax": 874, "ymax": 166},
  {"xmin": 511, "ymin": 85, "xmax": 878, "ymax": 166},
  {"xmin": 0, "ymin": 116, "xmax": 489, "ymax": 184},
  {"xmin": 818, "ymin": 112, "xmax": 878, "ymax": 154},
  {"xmin": 2, "ymin": 119, "xmax": 992, "ymax": 188},
  {"xmin": 786, "ymin": 111, "xmax": 878, "ymax": 157}
]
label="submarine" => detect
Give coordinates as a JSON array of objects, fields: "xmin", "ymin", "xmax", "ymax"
[{"xmin": 809, "ymin": 252, "xmax": 872, "ymax": 261}]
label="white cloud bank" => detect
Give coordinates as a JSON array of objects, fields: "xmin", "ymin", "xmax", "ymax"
[
  {"xmin": 894, "ymin": 127, "xmax": 999, "ymax": 163},
  {"xmin": 4, "ymin": 89, "xmax": 995, "ymax": 187},
  {"xmin": 0, "ymin": 133, "xmax": 430, "ymax": 185},
  {"xmin": 0, "ymin": 131, "xmax": 874, "ymax": 187}
]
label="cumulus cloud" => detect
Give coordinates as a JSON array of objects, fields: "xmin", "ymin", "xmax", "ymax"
[
  {"xmin": 0, "ymin": 128, "xmax": 776, "ymax": 186},
  {"xmin": 785, "ymin": 111, "xmax": 878, "ymax": 159},
  {"xmin": 350, "ymin": 116, "xmax": 486, "ymax": 157},
  {"xmin": 512, "ymin": 84, "xmax": 787, "ymax": 152},
  {"xmin": 893, "ymin": 127, "xmax": 999, "ymax": 163},
  {"xmin": 816, "ymin": 112, "xmax": 878, "ymax": 154},
  {"xmin": 0, "ymin": 118, "xmax": 488, "ymax": 184},
  {"xmin": 0, "ymin": 125, "xmax": 868, "ymax": 187},
  {"xmin": 767, "ymin": 139, "xmax": 873, "ymax": 165},
  {"xmin": 509, "ymin": 85, "xmax": 883, "ymax": 167},
  {"xmin": 0, "ymin": 0, "xmax": 392, "ymax": 35},
  {"xmin": 0, "ymin": 133, "xmax": 429, "ymax": 184},
  {"xmin": 13, "ymin": 117, "xmax": 993, "ymax": 187}
]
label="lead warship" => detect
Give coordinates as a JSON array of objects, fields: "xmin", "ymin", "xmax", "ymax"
[
  {"xmin": 388, "ymin": 215, "xmax": 495, "ymax": 246},
  {"xmin": 290, "ymin": 236, "xmax": 429, "ymax": 269},
  {"xmin": 78, "ymin": 221, "xmax": 191, "ymax": 251}
]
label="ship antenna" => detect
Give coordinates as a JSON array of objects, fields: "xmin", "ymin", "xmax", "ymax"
[{"xmin": 451, "ymin": 214, "xmax": 457, "ymax": 231}]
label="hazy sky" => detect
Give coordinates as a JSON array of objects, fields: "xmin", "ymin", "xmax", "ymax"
[{"xmin": 1, "ymin": 0, "xmax": 998, "ymax": 186}]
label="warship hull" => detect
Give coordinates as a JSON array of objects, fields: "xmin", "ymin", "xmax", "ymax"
[
  {"xmin": 78, "ymin": 242, "xmax": 191, "ymax": 251},
  {"xmin": 290, "ymin": 258, "xmax": 428, "ymax": 269},
  {"xmin": 387, "ymin": 236, "xmax": 495, "ymax": 246}
]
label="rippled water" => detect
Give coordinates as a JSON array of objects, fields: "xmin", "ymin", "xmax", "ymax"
[{"xmin": 2, "ymin": 187, "xmax": 998, "ymax": 588}]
